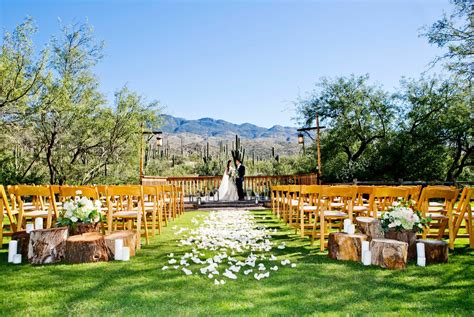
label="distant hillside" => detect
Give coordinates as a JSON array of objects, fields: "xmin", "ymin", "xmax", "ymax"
[{"xmin": 161, "ymin": 115, "xmax": 296, "ymax": 141}]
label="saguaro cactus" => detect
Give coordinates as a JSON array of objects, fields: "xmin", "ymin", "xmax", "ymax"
[{"xmin": 231, "ymin": 135, "xmax": 245, "ymax": 165}]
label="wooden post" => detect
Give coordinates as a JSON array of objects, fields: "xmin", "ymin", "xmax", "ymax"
[
  {"xmin": 139, "ymin": 124, "xmax": 144, "ymax": 179},
  {"xmin": 316, "ymin": 113, "xmax": 322, "ymax": 183}
]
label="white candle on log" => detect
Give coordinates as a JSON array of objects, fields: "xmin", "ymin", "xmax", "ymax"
[
  {"xmin": 343, "ymin": 219, "xmax": 351, "ymax": 233},
  {"xmin": 416, "ymin": 242, "xmax": 425, "ymax": 258},
  {"xmin": 122, "ymin": 247, "xmax": 130, "ymax": 261},
  {"xmin": 13, "ymin": 254, "xmax": 22, "ymax": 264},
  {"xmin": 8, "ymin": 240, "xmax": 18, "ymax": 263},
  {"xmin": 34, "ymin": 218, "xmax": 43, "ymax": 230},
  {"xmin": 362, "ymin": 241, "xmax": 370, "ymax": 254},
  {"xmin": 417, "ymin": 257, "xmax": 426, "ymax": 267},
  {"xmin": 347, "ymin": 224, "xmax": 355, "ymax": 235},
  {"xmin": 26, "ymin": 223, "xmax": 34, "ymax": 233},
  {"xmin": 114, "ymin": 239, "xmax": 123, "ymax": 261},
  {"xmin": 362, "ymin": 250, "xmax": 371, "ymax": 266}
]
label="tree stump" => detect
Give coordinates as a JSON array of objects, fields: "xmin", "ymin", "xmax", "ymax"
[
  {"xmin": 328, "ymin": 232, "xmax": 368, "ymax": 261},
  {"xmin": 12, "ymin": 230, "xmax": 30, "ymax": 259},
  {"xmin": 370, "ymin": 238, "xmax": 408, "ymax": 270},
  {"xmin": 416, "ymin": 239, "xmax": 448, "ymax": 264},
  {"xmin": 384, "ymin": 229, "xmax": 417, "ymax": 260},
  {"xmin": 355, "ymin": 217, "xmax": 384, "ymax": 241},
  {"xmin": 69, "ymin": 222, "xmax": 100, "ymax": 236},
  {"xmin": 28, "ymin": 227, "xmax": 69, "ymax": 265},
  {"xmin": 65, "ymin": 232, "xmax": 110, "ymax": 264},
  {"xmin": 104, "ymin": 230, "xmax": 137, "ymax": 258}
]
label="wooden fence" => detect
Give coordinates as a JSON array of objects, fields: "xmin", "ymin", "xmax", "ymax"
[{"xmin": 141, "ymin": 174, "xmax": 318, "ymax": 196}]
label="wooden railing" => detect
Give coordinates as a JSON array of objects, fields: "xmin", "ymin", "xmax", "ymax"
[{"xmin": 141, "ymin": 174, "xmax": 318, "ymax": 196}]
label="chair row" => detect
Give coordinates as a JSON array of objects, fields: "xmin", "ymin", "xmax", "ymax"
[
  {"xmin": 270, "ymin": 185, "xmax": 473, "ymax": 251},
  {"xmin": 0, "ymin": 184, "xmax": 185, "ymax": 249}
]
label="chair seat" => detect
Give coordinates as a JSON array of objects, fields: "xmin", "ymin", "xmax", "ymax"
[
  {"xmin": 353, "ymin": 205, "xmax": 369, "ymax": 212},
  {"xmin": 429, "ymin": 202, "xmax": 444, "ymax": 207},
  {"xmin": 291, "ymin": 199, "xmax": 299, "ymax": 206},
  {"xmin": 144, "ymin": 202, "xmax": 155, "ymax": 207},
  {"xmin": 23, "ymin": 210, "xmax": 49, "ymax": 217},
  {"xmin": 428, "ymin": 207, "xmax": 445, "ymax": 212},
  {"xmin": 322, "ymin": 210, "xmax": 347, "ymax": 217},
  {"xmin": 4, "ymin": 209, "xmax": 19, "ymax": 215},
  {"xmin": 330, "ymin": 202, "xmax": 345, "ymax": 208},
  {"xmin": 427, "ymin": 213, "xmax": 448, "ymax": 220},
  {"xmin": 113, "ymin": 211, "xmax": 140, "ymax": 217},
  {"xmin": 302, "ymin": 205, "xmax": 318, "ymax": 212}
]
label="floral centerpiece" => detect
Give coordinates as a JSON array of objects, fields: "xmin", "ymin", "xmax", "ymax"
[
  {"xmin": 57, "ymin": 190, "xmax": 103, "ymax": 235},
  {"xmin": 381, "ymin": 201, "xmax": 430, "ymax": 259}
]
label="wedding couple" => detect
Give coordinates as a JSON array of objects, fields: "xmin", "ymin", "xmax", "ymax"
[{"xmin": 218, "ymin": 159, "xmax": 246, "ymax": 201}]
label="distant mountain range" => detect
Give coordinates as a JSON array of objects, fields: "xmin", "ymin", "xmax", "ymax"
[{"xmin": 160, "ymin": 115, "xmax": 297, "ymax": 141}]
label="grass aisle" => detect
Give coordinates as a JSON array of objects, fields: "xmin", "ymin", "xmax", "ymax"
[{"xmin": 0, "ymin": 209, "xmax": 473, "ymax": 316}]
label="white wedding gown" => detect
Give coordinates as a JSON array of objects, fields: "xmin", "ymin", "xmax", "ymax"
[{"xmin": 218, "ymin": 168, "xmax": 239, "ymax": 201}]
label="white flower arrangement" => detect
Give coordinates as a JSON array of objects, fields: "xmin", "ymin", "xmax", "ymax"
[
  {"xmin": 57, "ymin": 190, "xmax": 103, "ymax": 227},
  {"xmin": 380, "ymin": 201, "xmax": 430, "ymax": 233}
]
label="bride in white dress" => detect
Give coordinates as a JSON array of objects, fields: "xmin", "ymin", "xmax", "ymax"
[{"xmin": 218, "ymin": 160, "xmax": 239, "ymax": 201}]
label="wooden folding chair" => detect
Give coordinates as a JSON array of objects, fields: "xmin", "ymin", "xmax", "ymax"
[
  {"xmin": 162, "ymin": 184, "xmax": 177, "ymax": 221},
  {"xmin": 299, "ymin": 185, "xmax": 322, "ymax": 238},
  {"xmin": 143, "ymin": 185, "xmax": 163, "ymax": 236},
  {"xmin": 417, "ymin": 186, "xmax": 459, "ymax": 249},
  {"xmin": 369, "ymin": 186, "xmax": 409, "ymax": 218},
  {"xmin": 354, "ymin": 186, "xmax": 373, "ymax": 216},
  {"xmin": 1, "ymin": 185, "xmax": 18, "ymax": 246},
  {"xmin": 284, "ymin": 185, "xmax": 301, "ymax": 227},
  {"xmin": 106, "ymin": 185, "xmax": 149, "ymax": 248},
  {"xmin": 314, "ymin": 185, "xmax": 357, "ymax": 251},
  {"xmin": 452, "ymin": 187, "xmax": 473, "ymax": 248},
  {"xmin": 15, "ymin": 185, "xmax": 58, "ymax": 230}
]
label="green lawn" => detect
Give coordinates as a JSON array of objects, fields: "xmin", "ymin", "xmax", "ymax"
[{"xmin": 1, "ymin": 209, "xmax": 473, "ymax": 316}]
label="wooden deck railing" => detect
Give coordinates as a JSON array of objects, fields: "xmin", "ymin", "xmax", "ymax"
[{"xmin": 141, "ymin": 174, "xmax": 318, "ymax": 196}]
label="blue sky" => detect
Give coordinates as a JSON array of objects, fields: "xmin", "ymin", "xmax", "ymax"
[{"xmin": 1, "ymin": 0, "xmax": 450, "ymax": 128}]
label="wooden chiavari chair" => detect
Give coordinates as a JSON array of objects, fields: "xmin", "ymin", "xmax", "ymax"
[
  {"xmin": 106, "ymin": 185, "xmax": 149, "ymax": 248},
  {"xmin": 417, "ymin": 186, "xmax": 459, "ymax": 249},
  {"xmin": 15, "ymin": 185, "xmax": 58, "ymax": 230}
]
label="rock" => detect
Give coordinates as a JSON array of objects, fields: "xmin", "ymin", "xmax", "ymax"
[
  {"xmin": 28, "ymin": 227, "xmax": 68, "ymax": 265},
  {"xmin": 328, "ymin": 232, "xmax": 368, "ymax": 261},
  {"xmin": 355, "ymin": 217, "xmax": 384, "ymax": 241},
  {"xmin": 370, "ymin": 238, "xmax": 408, "ymax": 270}
]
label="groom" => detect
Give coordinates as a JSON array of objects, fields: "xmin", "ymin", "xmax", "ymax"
[{"xmin": 235, "ymin": 159, "xmax": 245, "ymax": 201}]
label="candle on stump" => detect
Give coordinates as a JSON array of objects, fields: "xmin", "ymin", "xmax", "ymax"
[
  {"xmin": 343, "ymin": 219, "xmax": 351, "ymax": 233},
  {"xmin": 416, "ymin": 242, "xmax": 425, "ymax": 258},
  {"xmin": 114, "ymin": 239, "xmax": 123, "ymax": 261},
  {"xmin": 122, "ymin": 247, "xmax": 130, "ymax": 261},
  {"xmin": 417, "ymin": 257, "xmax": 426, "ymax": 267},
  {"xmin": 34, "ymin": 217, "xmax": 43, "ymax": 230},
  {"xmin": 13, "ymin": 254, "xmax": 22, "ymax": 264},
  {"xmin": 347, "ymin": 224, "xmax": 355, "ymax": 235},
  {"xmin": 26, "ymin": 223, "xmax": 34, "ymax": 233},
  {"xmin": 8, "ymin": 240, "xmax": 18, "ymax": 263},
  {"xmin": 362, "ymin": 250, "xmax": 371, "ymax": 266},
  {"xmin": 362, "ymin": 240, "xmax": 370, "ymax": 254}
]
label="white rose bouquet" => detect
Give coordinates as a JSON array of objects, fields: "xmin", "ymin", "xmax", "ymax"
[
  {"xmin": 380, "ymin": 201, "xmax": 430, "ymax": 233},
  {"xmin": 57, "ymin": 190, "xmax": 103, "ymax": 227}
]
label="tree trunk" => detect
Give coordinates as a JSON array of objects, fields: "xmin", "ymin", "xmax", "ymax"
[
  {"xmin": 65, "ymin": 232, "xmax": 110, "ymax": 264},
  {"xmin": 356, "ymin": 217, "xmax": 384, "ymax": 241},
  {"xmin": 69, "ymin": 222, "xmax": 100, "ymax": 236},
  {"xmin": 328, "ymin": 232, "xmax": 368, "ymax": 262},
  {"xmin": 370, "ymin": 238, "xmax": 408, "ymax": 270},
  {"xmin": 28, "ymin": 227, "xmax": 68, "ymax": 264},
  {"xmin": 384, "ymin": 229, "xmax": 417, "ymax": 260},
  {"xmin": 104, "ymin": 230, "xmax": 137, "ymax": 258},
  {"xmin": 416, "ymin": 239, "xmax": 448, "ymax": 264},
  {"xmin": 12, "ymin": 230, "xmax": 30, "ymax": 259}
]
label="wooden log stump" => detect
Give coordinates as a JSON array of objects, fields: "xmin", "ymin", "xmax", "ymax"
[
  {"xmin": 328, "ymin": 232, "xmax": 368, "ymax": 261},
  {"xmin": 355, "ymin": 217, "xmax": 384, "ymax": 241},
  {"xmin": 65, "ymin": 232, "xmax": 110, "ymax": 264},
  {"xmin": 104, "ymin": 230, "xmax": 137, "ymax": 258},
  {"xmin": 384, "ymin": 229, "xmax": 417, "ymax": 260},
  {"xmin": 69, "ymin": 223, "xmax": 100, "ymax": 236},
  {"xmin": 12, "ymin": 230, "xmax": 30, "ymax": 259},
  {"xmin": 370, "ymin": 238, "xmax": 408, "ymax": 270},
  {"xmin": 28, "ymin": 227, "xmax": 68, "ymax": 265},
  {"xmin": 416, "ymin": 239, "xmax": 448, "ymax": 264}
]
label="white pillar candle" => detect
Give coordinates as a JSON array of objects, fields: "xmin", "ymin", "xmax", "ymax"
[
  {"xmin": 26, "ymin": 223, "xmax": 34, "ymax": 234},
  {"xmin": 362, "ymin": 241, "xmax": 370, "ymax": 254},
  {"xmin": 343, "ymin": 219, "xmax": 352, "ymax": 233},
  {"xmin": 416, "ymin": 242, "xmax": 425, "ymax": 258},
  {"xmin": 417, "ymin": 257, "xmax": 426, "ymax": 267},
  {"xmin": 347, "ymin": 224, "xmax": 355, "ymax": 235},
  {"xmin": 8, "ymin": 240, "xmax": 18, "ymax": 263},
  {"xmin": 34, "ymin": 217, "xmax": 43, "ymax": 230},
  {"xmin": 362, "ymin": 250, "xmax": 371, "ymax": 266},
  {"xmin": 122, "ymin": 247, "xmax": 130, "ymax": 261},
  {"xmin": 13, "ymin": 254, "xmax": 22, "ymax": 264},
  {"xmin": 114, "ymin": 239, "xmax": 123, "ymax": 261}
]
